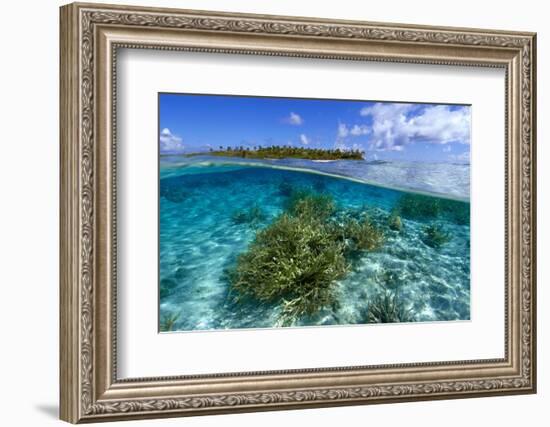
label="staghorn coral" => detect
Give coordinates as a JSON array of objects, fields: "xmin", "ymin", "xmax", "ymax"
[
  {"xmin": 160, "ymin": 312, "xmax": 180, "ymax": 332},
  {"xmin": 396, "ymin": 193, "xmax": 441, "ymax": 219},
  {"xmin": 340, "ymin": 217, "xmax": 385, "ymax": 253},
  {"xmin": 277, "ymin": 180, "xmax": 295, "ymax": 197},
  {"xmin": 229, "ymin": 212, "xmax": 348, "ymax": 326},
  {"xmin": 388, "ymin": 212, "xmax": 403, "ymax": 231},
  {"xmin": 231, "ymin": 203, "xmax": 267, "ymax": 225},
  {"xmin": 440, "ymin": 198, "xmax": 470, "ymax": 225},
  {"xmin": 286, "ymin": 190, "xmax": 336, "ymax": 221},
  {"xmin": 367, "ymin": 290, "xmax": 415, "ymax": 323},
  {"xmin": 421, "ymin": 223, "xmax": 450, "ymax": 248}
]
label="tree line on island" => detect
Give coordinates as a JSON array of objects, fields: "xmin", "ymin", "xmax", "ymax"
[{"xmin": 188, "ymin": 145, "xmax": 365, "ymax": 160}]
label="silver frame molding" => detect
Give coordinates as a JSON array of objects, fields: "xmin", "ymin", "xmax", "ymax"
[{"xmin": 60, "ymin": 2, "xmax": 537, "ymax": 423}]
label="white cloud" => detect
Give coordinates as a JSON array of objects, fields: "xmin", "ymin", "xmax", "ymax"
[
  {"xmin": 336, "ymin": 123, "xmax": 370, "ymax": 149},
  {"xmin": 337, "ymin": 123, "xmax": 349, "ymax": 138},
  {"xmin": 443, "ymin": 145, "xmax": 452, "ymax": 152},
  {"xmin": 285, "ymin": 112, "xmax": 303, "ymax": 125},
  {"xmin": 350, "ymin": 124, "xmax": 370, "ymax": 136},
  {"xmin": 160, "ymin": 128, "xmax": 185, "ymax": 153},
  {"xmin": 334, "ymin": 140, "xmax": 346, "ymax": 151},
  {"xmin": 391, "ymin": 145, "xmax": 405, "ymax": 151},
  {"xmin": 299, "ymin": 134, "xmax": 310, "ymax": 145},
  {"xmin": 334, "ymin": 139, "xmax": 365, "ymax": 153},
  {"xmin": 360, "ymin": 103, "xmax": 470, "ymax": 151}
]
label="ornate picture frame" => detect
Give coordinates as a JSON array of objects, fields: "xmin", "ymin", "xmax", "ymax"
[{"xmin": 60, "ymin": 2, "xmax": 536, "ymax": 423}]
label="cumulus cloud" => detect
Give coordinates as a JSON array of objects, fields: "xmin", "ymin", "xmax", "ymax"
[
  {"xmin": 360, "ymin": 103, "xmax": 470, "ymax": 151},
  {"xmin": 443, "ymin": 145, "xmax": 452, "ymax": 152},
  {"xmin": 160, "ymin": 128, "xmax": 185, "ymax": 153},
  {"xmin": 337, "ymin": 123, "xmax": 369, "ymax": 138},
  {"xmin": 350, "ymin": 124, "xmax": 370, "ymax": 136},
  {"xmin": 334, "ymin": 122, "xmax": 370, "ymax": 151},
  {"xmin": 337, "ymin": 123, "xmax": 349, "ymax": 138},
  {"xmin": 336, "ymin": 122, "xmax": 370, "ymax": 150},
  {"xmin": 299, "ymin": 134, "xmax": 310, "ymax": 145},
  {"xmin": 334, "ymin": 139, "xmax": 365, "ymax": 153},
  {"xmin": 285, "ymin": 112, "xmax": 304, "ymax": 125}
]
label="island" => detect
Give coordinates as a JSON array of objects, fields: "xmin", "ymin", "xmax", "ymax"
[{"xmin": 187, "ymin": 145, "xmax": 365, "ymax": 160}]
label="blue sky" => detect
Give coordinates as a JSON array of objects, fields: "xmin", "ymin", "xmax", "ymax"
[{"xmin": 159, "ymin": 93, "xmax": 471, "ymax": 163}]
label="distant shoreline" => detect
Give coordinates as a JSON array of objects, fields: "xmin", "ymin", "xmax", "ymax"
[{"xmin": 184, "ymin": 146, "xmax": 364, "ymax": 161}]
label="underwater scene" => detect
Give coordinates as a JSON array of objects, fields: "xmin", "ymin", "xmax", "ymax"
[{"xmin": 158, "ymin": 94, "xmax": 471, "ymax": 332}]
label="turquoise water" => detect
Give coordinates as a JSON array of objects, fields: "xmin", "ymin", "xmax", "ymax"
[{"xmin": 159, "ymin": 157, "xmax": 470, "ymax": 332}]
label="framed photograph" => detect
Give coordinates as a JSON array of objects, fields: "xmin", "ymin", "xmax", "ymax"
[{"xmin": 60, "ymin": 2, "xmax": 537, "ymax": 423}]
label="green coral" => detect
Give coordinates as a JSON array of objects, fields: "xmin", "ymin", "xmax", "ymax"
[
  {"xmin": 341, "ymin": 217, "xmax": 385, "ymax": 252},
  {"xmin": 277, "ymin": 180, "xmax": 294, "ymax": 197},
  {"xmin": 231, "ymin": 203, "xmax": 266, "ymax": 225},
  {"xmin": 286, "ymin": 190, "xmax": 335, "ymax": 221},
  {"xmin": 396, "ymin": 193, "xmax": 470, "ymax": 226},
  {"xmin": 396, "ymin": 193, "xmax": 441, "ymax": 219},
  {"xmin": 160, "ymin": 312, "xmax": 180, "ymax": 332},
  {"xmin": 229, "ymin": 191, "xmax": 390, "ymax": 326},
  {"xmin": 367, "ymin": 290, "xmax": 415, "ymax": 323},
  {"xmin": 388, "ymin": 212, "xmax": 403, "ymax": 231},
  {"xmin": 440, "ymin": 199, "xmax": 470, "ymax": 225},
  {"xmin": 421, "ymin": 223, "xmax": 450, "ymax": 248},
  {"xmin": 229, "ymin": 213, "xmax": 348, "ymax": 326}
]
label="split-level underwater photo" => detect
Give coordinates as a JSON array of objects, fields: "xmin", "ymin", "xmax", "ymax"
[{"xmin": 158, "ymin": 93, "xmax": 471, "ymax": 332}]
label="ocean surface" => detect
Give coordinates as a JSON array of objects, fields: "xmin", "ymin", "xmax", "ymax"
[{"xmin": 159, "ymin": 156, "xmax": 470, "ymax": 332}]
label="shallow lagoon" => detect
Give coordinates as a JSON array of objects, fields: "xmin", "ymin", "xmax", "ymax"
[{"xmin": 159, "ymin": 157, "xmax": 470, "ymax": 332}]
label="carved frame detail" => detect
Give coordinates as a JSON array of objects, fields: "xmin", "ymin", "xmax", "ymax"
[{"xmin": 60, "ymin": 2, "xmax": 536, "ymax": 423}]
